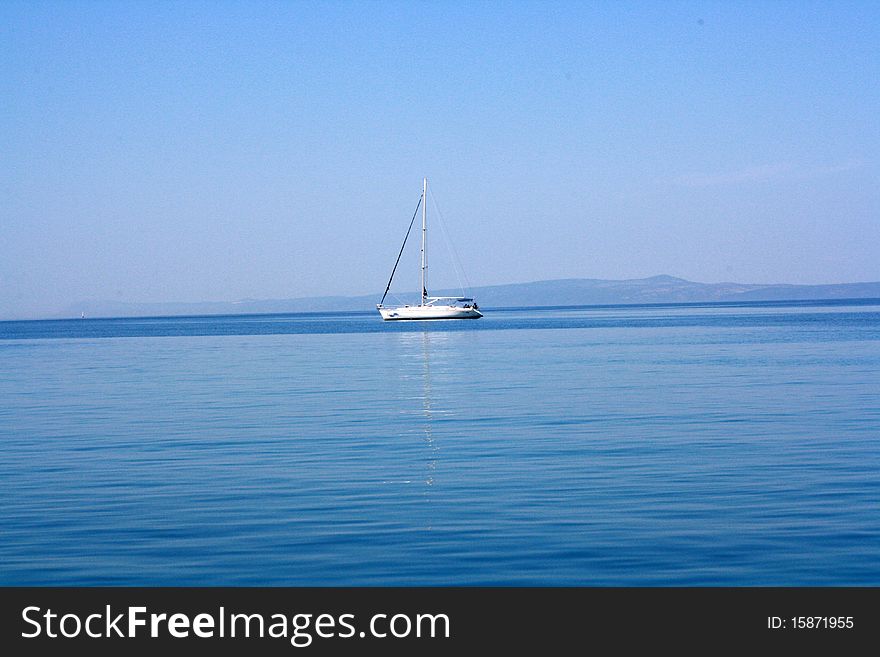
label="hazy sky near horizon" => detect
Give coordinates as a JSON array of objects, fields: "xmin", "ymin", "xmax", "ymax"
[{"xmin": 2, "ymin": 1, "xmax": 878, "ymax": 317}]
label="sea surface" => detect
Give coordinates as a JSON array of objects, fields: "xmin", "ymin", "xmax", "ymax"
[{"xmin": 1, "ymin": 300, "xmax": 879, "ymax": 585}]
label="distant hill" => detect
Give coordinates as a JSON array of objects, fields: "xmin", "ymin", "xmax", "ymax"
[
  {"xmin": 59, "ymin": 275, "xmax": 880, "ymax": 319},
  {"xmin": 469, "ymin": 275, "xmax": 880, "ymax": 306}
]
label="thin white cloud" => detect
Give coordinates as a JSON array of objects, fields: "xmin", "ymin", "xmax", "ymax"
[
  {"xmin": 674, "ymin": 159, "xmax": 868, "ymax": 188},
  {"xmin": 792, "ymin": 159, "xmax": 868, "ymax": 179},
  {"xmin": 674, "ymin": 163, "xmax": 794, "ymax": 187}
]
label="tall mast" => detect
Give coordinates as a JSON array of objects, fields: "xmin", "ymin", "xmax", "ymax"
[{"xmin": 420, "ymin": 177, "xmax": 427, "ymax": 306}]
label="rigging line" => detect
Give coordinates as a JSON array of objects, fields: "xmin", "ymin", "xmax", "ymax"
[
  {"xmin": 428, "ymin": 185, "xmax": 471, "ymax": 295},
  {"xmin": 380, "ymin": 195, "xmax": 422, "ymax": 305},
  {"xmin": 430, "ymin": 186, "xmax": 470, "ymax": 294}
]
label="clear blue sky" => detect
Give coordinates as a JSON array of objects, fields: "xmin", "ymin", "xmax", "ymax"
[{"xmin": 1, "ymin": 0, "xmax": 878, "ymax": 318}]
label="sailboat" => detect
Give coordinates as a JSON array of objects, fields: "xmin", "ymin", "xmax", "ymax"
[{"xmin": 377, "ymin": 178, "xmax": 482, "ymax": 320}]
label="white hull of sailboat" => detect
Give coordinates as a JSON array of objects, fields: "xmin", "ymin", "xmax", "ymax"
[{"xmin": 378, "ymin": 305, "xmax": 483, "ymax": 321}]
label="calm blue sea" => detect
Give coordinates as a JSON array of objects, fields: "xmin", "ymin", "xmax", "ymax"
[{"xmin": 1, "ymin": 300, "xmax": 879, "ymax": 585}]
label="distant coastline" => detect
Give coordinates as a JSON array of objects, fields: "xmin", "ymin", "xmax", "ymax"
[{"xmin": 33, "ymin": 275, "xmax": 880, "ymax": 321}]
